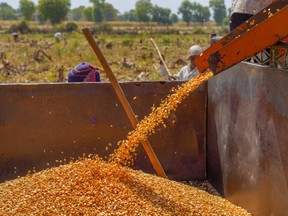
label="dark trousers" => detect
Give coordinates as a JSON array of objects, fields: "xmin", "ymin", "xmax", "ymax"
[
  {"xmin": 230, "ymin": 12, "xmax": 270, "ymax": 65},
  {"xmin": 230, "ymin": 12, "xmax": 253, "ymax": 31}
]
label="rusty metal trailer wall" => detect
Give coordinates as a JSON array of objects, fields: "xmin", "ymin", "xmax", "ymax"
[
  {"xmin": 207, "ymin": 62, "xmax": 288, "ymax": 216},
  {"xmin": 0, "ymin": 81, "xmax": 207, "ymax": 183}
]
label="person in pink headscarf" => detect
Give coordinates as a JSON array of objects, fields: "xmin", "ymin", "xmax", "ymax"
[{"xmin": 68, "ymin": 62, "xmax": 101, "ymax": 83}]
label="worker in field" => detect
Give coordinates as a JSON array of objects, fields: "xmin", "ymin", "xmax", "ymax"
[
  {"xmin": 230, "ymin": 0, "xmax": 276, "ymax": 65},
  {"xmin": 54, "ymin": 32, "xmax": 62, "ymax": 42},
  {"xmin": 12, "ymin": 32, "xmax": 18, "ymax": 42},
  {"xmin": 68, "ymin": 62, "xmax": 101, "ymax": 82},
  {"xmin": 159, "ymin": 45, "xmax": 203, "ymax": 81},
  {"xmin": 230, "ymin": 0, "xmax": 274, "ymax": 31}
]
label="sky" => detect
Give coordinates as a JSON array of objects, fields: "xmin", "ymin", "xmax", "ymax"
[{"xmin": 2, "ymin": 0, "xmax": 232, "ymax": 14}]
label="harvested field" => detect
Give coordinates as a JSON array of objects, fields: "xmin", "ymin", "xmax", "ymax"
[{"xmin": 0, "ymin": 31, "xmax": 211, "ymax": 83}]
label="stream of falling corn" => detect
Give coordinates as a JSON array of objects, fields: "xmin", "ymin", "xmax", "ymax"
[
  {"xmin": 109, "ymin": 71, "xmax": 214, "ymax": 166},
  {"xmin": 0, "ymin": 71, "xmax": 251, "ymax": 215}
]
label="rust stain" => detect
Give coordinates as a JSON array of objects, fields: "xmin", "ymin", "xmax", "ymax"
[
  {"xmin": 195, "ymin": 0, "xmax": 287, "ymax": 73},
  {"xmin": 209, "ymin": 5, "xmax": 288, "ymax": 74}
]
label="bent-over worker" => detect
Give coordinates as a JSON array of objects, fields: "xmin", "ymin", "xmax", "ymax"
[{"xmin": 68, "ymin": 62, "xmax": 101, "ymax": 83}]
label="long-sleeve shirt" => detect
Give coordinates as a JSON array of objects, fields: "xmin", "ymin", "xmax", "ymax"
[
  {"xmin": 159, "ymin": 64, "xmax": 199, "ymax": 81},
  {"xmin": 173, "ymin": 65, "xmax": 199, "ymax": 81},
  {"xmin": 231, "ymin": 0, "xmax": 273, "ymax": 15}
]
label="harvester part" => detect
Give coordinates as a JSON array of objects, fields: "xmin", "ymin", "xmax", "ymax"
[
  {"xmin": 209, "ymin": 4, "xmax": 288, "ymax": 75},
  {"xmin": 207, "ymin": 62, "xmax": 288, "ymax": 215},
  {"xmin": 82, "ymin": 28, "xmax": 167, "ymax": 178},
  {"xmin": 195, "ymin": 0, "xmax": 288, "ymax": 73}
]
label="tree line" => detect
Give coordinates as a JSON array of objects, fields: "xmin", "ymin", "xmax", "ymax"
[{"xmin": 0, "ymin": 0, "xmax": 229, "ymax": 26}]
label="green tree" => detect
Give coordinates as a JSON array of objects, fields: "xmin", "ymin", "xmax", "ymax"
[
  {"xmin": 89, "ymin": 0, "xmax": 118, "ymax": 22},
  {"xmin": 178, "ymin": 0, "xmax": 193, "ymax": 25},
  {"xmin": 135, "ymin": 0, "xmax": 153, "ymax": 22},
  {"xmin": 170, "ymin": 13, "xmax": 179, "ymax": 23},
  {"xmin": 202, "ymin": 7, "xmax": 211, "ymax": 22},
  {"xmin": 82, "ymin": 6, "xmax": 94, "ymax": 21},
  {"xmin": 151, "ymin": 5, "xmax": 171, "ymax": 25},
  {"xmin": 70, "ymin": 6, "xmax": 85, "ymax": 21},
  {"xmin": 209, "ymin": 0, "xmax": 227, "ymax": 25},
  {"xmin": 178, "ymin": 1, "xmax": 210, "ymax": 24},
  {"xmin": 102, "ymin": 3, "xmax": 118, "ymax": 21},
  {"xmin": 38, "ymin": 0, "xmax": 71, "ymax": 25},
  {"xmin": 19, "ymin": 0, "xmax": 35, "ymax": 21},
  {"xmin": 190, "ymin": 2, "xmax": 210, "ymax": 23},
  {"xmin": 0, "ymin": 3, "xmax": 18, "ymax": 20},
  {"xmin": 119, "ymin": 10, "xmax": 137, "ymax": 22},
  {"xmin": 90, "ymin": 0, "xmax": 104, "ymax": 22}
]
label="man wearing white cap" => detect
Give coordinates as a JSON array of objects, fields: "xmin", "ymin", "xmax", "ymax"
[{"xmin": 160, "ymin": 45, "xmax": 203, "ymax": 81}]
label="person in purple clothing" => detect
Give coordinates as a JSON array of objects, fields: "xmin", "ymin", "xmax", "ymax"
[{"xmin": 68, "ymin": 62, "xmax": 101, "ymax": 83}]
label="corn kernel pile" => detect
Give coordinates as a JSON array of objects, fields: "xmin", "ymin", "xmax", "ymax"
[
  {"xmin": 109, "ymin": 71, "xmax": 214, "ymax": 166},
  {"xmin": 0, "ymin": 156, "xmax": 250, "ymax": 215}
]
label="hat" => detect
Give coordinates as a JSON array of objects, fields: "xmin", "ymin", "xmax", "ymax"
[
  {"xmin": 54, "ymin": 32, "xmax": 62, "ymax": 39},
  {"xmin": 68, "ymin": 62, "xmax": 101, "ymax": 82},
  {"xmin": 187, "ymin": 45, "xmax": 203, "ymax": 59}
]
